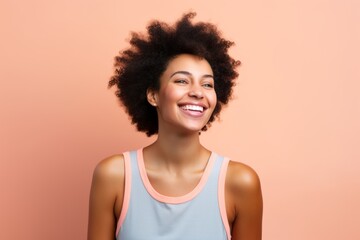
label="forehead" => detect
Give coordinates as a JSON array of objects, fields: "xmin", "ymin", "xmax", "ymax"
[{"xmin": 162, "ymin": 54, "xmax": 213, "ymax": 76}]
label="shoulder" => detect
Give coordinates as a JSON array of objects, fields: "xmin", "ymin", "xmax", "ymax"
[
  {"xmin": 88, "ymin": 154, "xmax": 126, "ymax": 239},
  {"xmin": 91, "ymin": 154, "xmax": 125, "ymax": 194},
  {"xmin": 89, "ymin": 154, "xmax": 127, "ymax": 216},
  {"xmin": 93, "ymin": 154, "xmax": 125, "ymax": 181},
  {"xmin": 225, "ymin": 160, "xmax": 263, "ymax": 240},
  {"xmin": 226, "ymin": 160, "xmax": 262, "ymax": 199}
]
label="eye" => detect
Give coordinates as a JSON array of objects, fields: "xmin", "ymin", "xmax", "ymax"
[
  {"xmin": 202, "ymin": 82, "xmax": 214, "ymax": 89},
  {"xmin": 174, "ymin": 79, "xmax": 188, "ymax": 84}
]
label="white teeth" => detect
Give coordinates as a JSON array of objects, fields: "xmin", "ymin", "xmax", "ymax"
[{"xmin": 181, "ymin": 105, "xmax": 204, "ymax": 112}]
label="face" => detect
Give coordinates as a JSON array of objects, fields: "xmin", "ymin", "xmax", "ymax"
[{"xmin": 147, "ymin": 54, "xmax": 217, "ymax": 135}]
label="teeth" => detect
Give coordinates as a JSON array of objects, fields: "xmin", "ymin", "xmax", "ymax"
[{"xmin": 181, "ymin": 105, "xmax": 204, "ymax": 112}]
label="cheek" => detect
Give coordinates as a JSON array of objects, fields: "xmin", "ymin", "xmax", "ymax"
[
  {"xmin": 210, "ymin": 91, "xmax": 217, "ymax": 108},
  {"xmin": 157, "ymin": 87, "xmax": 180, "ymax": 107},
  {"xmin": 163, "ymin": 86, "xmax": 184, "ymax": 101}
]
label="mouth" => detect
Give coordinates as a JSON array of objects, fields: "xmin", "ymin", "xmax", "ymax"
[{"xmin": 179, "ymin": 104, "xmax": 206, "ymax": 113}]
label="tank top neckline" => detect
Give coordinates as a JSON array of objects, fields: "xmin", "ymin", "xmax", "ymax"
[{"xmin": 136, "ymin": 148, "xmax": 217, "ymax": 204}]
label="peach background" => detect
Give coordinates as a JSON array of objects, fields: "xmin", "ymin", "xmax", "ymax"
[{"xmin": 1, "ymin": 0, "xmax": 359, "ymax": 239}]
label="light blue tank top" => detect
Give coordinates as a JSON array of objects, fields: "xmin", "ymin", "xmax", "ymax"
[{"xmin": 116, "ymin": 149, "xmax": 231, "ymax": 240}]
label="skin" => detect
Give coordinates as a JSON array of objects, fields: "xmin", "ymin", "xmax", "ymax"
[{"xmin": 88, "ymin": 54, "xmax": 263, "ymax": 240}]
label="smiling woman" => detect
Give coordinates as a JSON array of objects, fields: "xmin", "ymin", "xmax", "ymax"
[{"xmin": 88, "ymin": 12, "xmax": 263, "ymax": 240}]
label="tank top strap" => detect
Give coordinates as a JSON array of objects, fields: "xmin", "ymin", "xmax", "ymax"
[{"xmin": 115, "ymin": 151, "xmax": 132, "ymax": 236}]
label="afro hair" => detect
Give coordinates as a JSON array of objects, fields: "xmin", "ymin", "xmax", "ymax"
[{"xmin": 109, "ymin": 12, "xmax": 240, "ymax": 136}]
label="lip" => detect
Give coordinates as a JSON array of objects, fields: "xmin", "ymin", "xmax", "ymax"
[
  {"xmin": 178, "ymin": 102, "xmax": 208, "ymax": 110},
  {"xmin": 178, "ymin": 102, "xmax": 208, "ymax": 117}
]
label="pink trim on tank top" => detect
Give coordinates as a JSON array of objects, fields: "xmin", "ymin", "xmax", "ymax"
[
  {"xmin": 137, "ymin": 148, "xmax": 216, "ymax": 204},
  {"xmin": 218, "ymin": 158, "xmax": 231, "ymax": 240},
  {"xmin": 115, "ymin": 152, "xmax": 132, "ymax": 236}
]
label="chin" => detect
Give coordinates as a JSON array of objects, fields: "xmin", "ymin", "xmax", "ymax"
[{"xmin": 179, "ymin": 125, "xmax": 207, "ymax": 135}]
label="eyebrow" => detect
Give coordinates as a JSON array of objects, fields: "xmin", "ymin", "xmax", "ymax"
[{"xmin": 170, "ymin": 71, "xmax": 214, "ymax": 79}]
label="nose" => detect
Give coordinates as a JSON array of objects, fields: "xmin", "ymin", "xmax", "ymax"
[{"xmin": 188, "ymin": 87, "xmax": 204, "ymax": 99}]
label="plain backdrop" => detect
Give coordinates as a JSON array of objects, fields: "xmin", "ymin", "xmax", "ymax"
[{"xmin": 1, "ymin": 0, "xmax": 359, "ymax": 239}]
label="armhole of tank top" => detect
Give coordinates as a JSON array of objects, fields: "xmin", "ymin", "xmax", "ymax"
[
  {"xmin": 218, "ymin": 157, "xmax": 231, "ymax": 240},
  {"xmin": 115, "ymin": 151, "xmax": 132, "ymax": 237}
]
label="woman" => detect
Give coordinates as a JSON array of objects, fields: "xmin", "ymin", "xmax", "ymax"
[{"xmin": 88, "ymin": 12, "xmax": 263, "ymax": 240}]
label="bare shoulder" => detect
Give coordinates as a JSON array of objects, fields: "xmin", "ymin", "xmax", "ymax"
[
  {"xmin": 92, "ymin": 154, "xmax": 125, "ymax": 183},
  {"xmin": 226, "ymin": 160, "xmax": 262, "ymax": 197},
  {"xmin": 90, "ymin": 154, "xmax": 125, "ymax": 203},
  {"xmin": 88, "ymin": 154, "xmax": 125, "ymax": 240},
  {"xmin": 226, "ymin": 161, "xmax": 263, "ymax": 239}
]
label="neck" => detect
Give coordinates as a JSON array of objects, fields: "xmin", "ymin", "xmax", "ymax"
[{"xmin": 145, "ymin": 129, "xmax": 208, "ymax": 168}]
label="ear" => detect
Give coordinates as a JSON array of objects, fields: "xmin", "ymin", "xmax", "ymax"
[{"xmin": 146, "ymin": 88, "xmax": 158, "ymax": 107}]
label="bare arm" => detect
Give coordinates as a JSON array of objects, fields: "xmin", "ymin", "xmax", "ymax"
[
  {"xmin": 87, "ymin": 155, "xmax": 125, "ymax": 240},
  {"xmin": 226, "ymin": 161, "xmax": 263, "ymax": 240}
]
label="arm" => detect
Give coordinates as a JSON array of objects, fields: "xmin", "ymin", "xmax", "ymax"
[
  {"xmin": 87, "ymin": 155, "xmax": 125, "ymax": 240},
  {"xmin": 226, "ymin": 161, "xmax": 263, "ymax": 240}
]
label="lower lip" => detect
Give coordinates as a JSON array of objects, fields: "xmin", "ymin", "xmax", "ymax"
[{"xmin": 179, "ymin": 107, "xmax": 206, "ymax": 117}]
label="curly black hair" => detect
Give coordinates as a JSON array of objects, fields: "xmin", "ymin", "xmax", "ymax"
[{"xmin": 109, "ymin": 12, "xmax": 240, "ymax": 136}]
